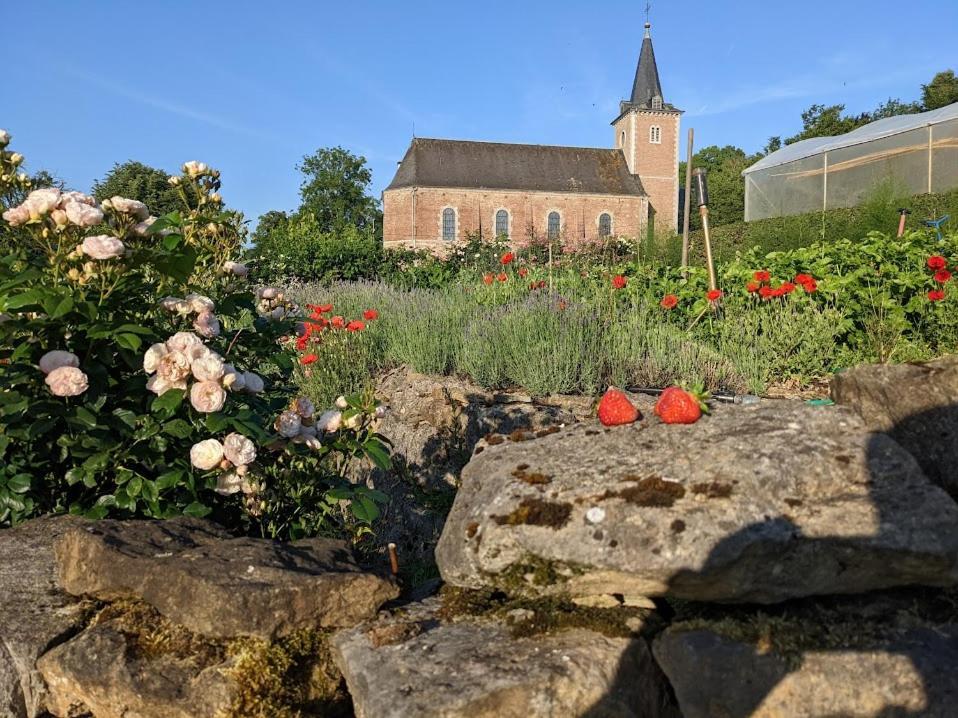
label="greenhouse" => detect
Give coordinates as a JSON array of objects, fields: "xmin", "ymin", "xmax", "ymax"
[{"xmin": 742, "ymin": 102, "xmax": 958, "ymax": 221}]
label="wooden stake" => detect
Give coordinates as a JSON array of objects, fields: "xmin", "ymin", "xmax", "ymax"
[
  {"xmin": 681, "ymin": 128, "xmax": 694, "ymax": 273},
  {"xmin": 387, "ymin": 543, "xmax": 399, "ymax": 576}
]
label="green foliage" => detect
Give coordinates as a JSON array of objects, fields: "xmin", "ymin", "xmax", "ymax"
[
  {"xmin": 922, "ymin": 69, "xmax": 958, "ymax": 111},
  {"xmin": 92, "ymin": 161, "xmax": 185, "ymax": 216},
  {"xmin": 296, "ymin": 146, "xmax": 379, "ymax": 235},
  {"xmin": 680, "ymin": 145, "xmax": 762, "ymax": 228}
]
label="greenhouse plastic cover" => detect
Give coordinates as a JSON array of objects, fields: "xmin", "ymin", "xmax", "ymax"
[{"xmin": 743, "ymin": 102, "xmax": 958, "ymax": 175}]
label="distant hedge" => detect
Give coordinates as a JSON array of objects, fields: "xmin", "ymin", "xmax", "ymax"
[{"xmin": 679, "ymin": 186, "xmax": 958, "ymax": 262}]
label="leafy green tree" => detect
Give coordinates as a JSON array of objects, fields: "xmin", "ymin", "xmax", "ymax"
[
  {"xmin": 871, "ymin": 97, "xmax": 922, "ymax": 120},
  {"xmin": 297, "ymin": 147, "xmax": 380, "ymax": 234},
  {"xmin": 922, "ymin": 70, "xmax": 958, "ymax": 110},
  {"xmin": 679, "ymin": 145, "xmax": 762, "ymax": 227},
  {"xmin": 763, "ymin": 137, "xmax": 782, "ymax": 155},
  {"xmin": 784, "ymin": 104, "xmax": 871, "ymax": 145},
  {"xmin": 92, "ymin": 161, "xmax": 182, "ymax": 216}
]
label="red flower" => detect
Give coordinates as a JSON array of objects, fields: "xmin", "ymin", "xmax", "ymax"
[
  {"xmin": 754, "ymin": 270, "xmax": 771, "ymax": 283},
  {"xmin": 794, "ymin": 273, "xmax": 813, "ymax": 286},
  {"xmin": 706, "ymin": 289, "xmax": 723, "ymax": 302},
  {"xmin": 781, "ymin": 281, "xmax": 796, "ymax": 294},
  {"xmin": 500, "ymin": 252, "xmax": 514, "ymax": 265},
  {"xmin": 759, "ymin": 286, "xmax": 774, "ymax": 299},
  {"xmin": 518, "ymin": 267, "xmax": 529, "ymax": 278},
  {"xmin": 928, "ymin": 256, "xmax": 947, "ymax": 271},
  {"xmin": 935, "ymin": 269, "xmax": 952, "ymax": 283},
  {"xmin": 301, "ymin": 353, "xmax": 318, "ymax": 365},
  {"xmin": 346, "ymin": 320, "xmax": 365, "ymax": 332},
  {"xmin": 363, "ymin": 309, "xmax": 379, "ymax": 320},
  {"xmin": 746, "ymin": 281, "xmax": 760, "ymax": 293},
  {"xmin": 295, "ymin": 336, "xmax": 308, "ymax": 351},
  {"xmin": 802, "ymin": 279, "xmax": 818, "ymax": 293},
  {"xmin": 660, "ymin": 294, "xmax": 678, "ymax": 309},
  {"xmin": 612, "ymin": 275, "xmax": 627, "ymax": 289},
  {"xmin": 482, "ymin": 274, "xmax": 494, "ymax": 285},
  {"xmin": 496, "ymin": 272, "xmax": 508, "ymax": 283},
  {"xmin": 331, "ymin": 316, "xmax": 345, "ymax": 329},
  {"xmin": 929, "ymin": 289, "xmax": 946, "ymax": 302},
  {"xmin": 307, "ymin": 303, "xmax": 333, "ymax": 314}
]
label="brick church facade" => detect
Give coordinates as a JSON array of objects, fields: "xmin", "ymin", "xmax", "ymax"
[{"xmin": 382, "ymin": 23, "xmax": 680, "ymax": 253}]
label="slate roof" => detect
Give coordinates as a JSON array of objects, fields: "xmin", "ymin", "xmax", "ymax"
[
  {"xmin": 385, "ymin": 138, "xmax": 646, "ymax": 197},
  {"xmin": 630, "ymin": 24, "xmax": 664, "ymax": 108}
]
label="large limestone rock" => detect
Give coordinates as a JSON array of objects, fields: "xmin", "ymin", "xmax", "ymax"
[
  {"xmin": 55, "ymin": 517, "xmax": 398, "ymax": 639},
  {"xmin": 0, "ymin": 516, "xmax": 87, "ymax": 718},
  {"xmin": 653, "ymin": 589, "xmax": 958, "ymax": 717},
  {"xmin": 436, "ymin": 402, "xmax": 958, "ymax": 603},
  {"xmin": 831, "ymin": 355, "xmax": 958, "ymax": 497},
  {"xmin": 331, "ymin": 597, "xmax": 678, "ymax": 718}
]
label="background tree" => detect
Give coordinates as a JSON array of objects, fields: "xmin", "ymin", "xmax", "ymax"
[
  {"xmin": 922, "ymin": 70, "xmax": 958, "ymax": 110},
  {"xmin": 679, "ymin": 145, "xmax": 762, "ymax": 227},
  {"xmin": 92, "ymin": 161, "xmax": 183, "ymax": 216},
  {"xmin": 297, "ymin": 147, "xmax": 380, "ymax": 234}
]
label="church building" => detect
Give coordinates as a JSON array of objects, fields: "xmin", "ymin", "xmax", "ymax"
[{"xmin": 382, "ymin": 23, "xmax": 680, "ymax": 253}]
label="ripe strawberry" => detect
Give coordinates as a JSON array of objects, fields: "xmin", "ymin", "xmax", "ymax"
[
  {"xmin": 597, "ymin": 387, "xmax": 640, "ymax": 426},
  {"xmin": 654, "ymin": 385, "xmax": 711, "ymax": 425}
]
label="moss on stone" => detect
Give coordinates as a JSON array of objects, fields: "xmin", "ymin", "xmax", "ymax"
[{"xmin": 492, "ymin": 498, "xmax": 572, "ymax": 529}]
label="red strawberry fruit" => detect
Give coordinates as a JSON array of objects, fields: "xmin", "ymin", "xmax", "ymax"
[
  {"xmin": 655, "ymin": 385, "xmax": 711, "ymax": 425},
  {"xmin": 597, "ymin": 387, "xmax": 640, "ymax": 426}
]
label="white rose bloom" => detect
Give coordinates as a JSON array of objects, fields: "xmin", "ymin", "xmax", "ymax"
[
  {"xmin": 159, "ymin": 296, "xmax": 185, "ymax": 313},
  {"xmin": 257, "ymin": 287, "xmax": 280, "ymax": 300},
  {"xmin": 2, "ymin": 205, "xmax": 30, "ymax": 226},
  {"xmin": 60, "ymin": 191, "xmax": 96, "ymax": 207},
  {"xmin": 110, "ymin": 196, "xmax": 150, "ymax": 220},
  {"xmin": 142, "ymin": 343, "xmax": 169, "ymax": 374},
  {"xmin": 45, "ymin": 366, "xmax": 88, "ymax": 397},
  {"xmin": 243, "ymin": 372, "xmax": 264, "ymax": 394},
  {"xmin": 274, "ymin": 410, "xmax": 302, "ymax": 438},
  {"xmin": 156, "ymin": 350, "xmax": 192, "ymax": 382},
  {"xmin": 292, "ymin": 396, "xmax": 315, "ymax": 419},
  {"xmin": 185, "ymin": 293, "xmax": 215, "ymax": 314},
  {"xmin": 64, "ymin": 202, "xmax": 104, "ymax": 228},
  {"xmin": 190, "ymin": 438, "xmax": 224, "ymax": 470},
  {"xmin": 185, "ymin": 343, "xmax": 210, "ymax": 366},
  {"xmin": 39, "ymin": 350, "xmax": 80, "ymax": 375},
  {"xmin": 316, "ymin": 410, "xmax": 342, "ymax": 433},
  {"xmin": 222, "ymin": 364, "xmax": 246, "ymax": 391},
  {"xmin": 133, "ymin": 217, "xmax": 157, "ymax": 236},
  {"xmin": 223, "ymin": 260, "xmax": 248, "ymax": 277},
  {"xmin": 182, "ymin": 160, "xmax": 208, "ymax": 177},
  {"xmin": 81, "ymin": 235, "xmax": 125, "ymax": 260},
  {"xmin": 191, "ymin": 351, "xmax": 225, "ymax": 382},
  {"xmin": 335, "ymin": 396, "xmax": 348, "ymax": 410},
  {"xmin": 193, "ymin": 310, "xmax": 220, "ymax": 338},
  {"xmin": 50, "ymin": 209, "xmax": 69, "ymax": 229},
  {"xmin": 344, "ymin": 413, "xmax": 362, "ymax": 430},
  {"xmin": 223, "ymin": 432, "xmax": 257, "ymax": 466},
  {"xmin": 215, "ymin": 471, "xmax": 243, "ymax": 496},
  {"xmin": 25, "ymin": 188, "xmax": 61, "ymax": 217},
  {"xmin": 166, "ymin": 332, "xmax": 203, "ymax": 353},
  {"xmin": 146, "ymin": 374, "xmax": 187, "ymax": 395},
  {"xmin": 0, "ymin": 129, "xmax": 9, "ymax": 145},
  {"xmin": 190, "ymin": 381, "xmax": 226, "ymax": 413},
  {"xmin": 304, "ymin": 434, "xmax": 322, "ymax": 451}
]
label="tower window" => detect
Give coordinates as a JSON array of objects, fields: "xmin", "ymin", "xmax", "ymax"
[
  {"xmin": 442, "ymin": 207, "xmax": 456, "ymax": 241},
  {"xmin": 598, "ymin": 213, "xmax": 612, "ymax": 238},
  {"xmin": 651, "ymin": 96, "xmax": 663, "ymax": 110},
  {"xmin": 650, "ymin": 126, "xmax": 661, "ymax": 144},
  {"xmin": 547, "ymin": 211, "xmax": 561, "ymax": 239},
  {"xmin": 495, "ymin": 209, "xmax": 509, "ymax": 239},
  {"xmin": 620, "ymin": 130, "xmax": 626, "ymax": 147}
]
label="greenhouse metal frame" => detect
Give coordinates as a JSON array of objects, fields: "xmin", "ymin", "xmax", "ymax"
[{"xmin": 742, "ymin": 102, "xmax": 958, "ymax": 222}]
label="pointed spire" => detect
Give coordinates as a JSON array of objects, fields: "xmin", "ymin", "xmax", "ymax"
[{"xmin": 630, "ymin": 23, "xmax": 664, "ymax": 109}]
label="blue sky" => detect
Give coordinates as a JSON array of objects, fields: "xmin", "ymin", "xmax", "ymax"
[{"xmin": 3, "ymin": 1, "xmax": 955, "ymax": 226}]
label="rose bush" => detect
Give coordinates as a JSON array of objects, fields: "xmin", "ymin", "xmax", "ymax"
[{"xmin": 0, "ymin": 130, "xmax": 390, "ymax": 540}]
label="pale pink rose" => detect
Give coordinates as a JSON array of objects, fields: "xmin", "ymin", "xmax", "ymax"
[
  {"xmin": 222, "ymin": 364, "xmax": 246, "ymax": 391},
  {"xmin": 166, "ymin": 332, "xmax": 203, "ymax": 353},
  {"xmin": 274, "ymin": 410, "xmax": 301, "ymax": 438},
  {"xmin": 2, "ymin": 205, "xmax": 30, "ymax": 226},
  {"xmin": 223, "ymin": 261, "xmax": 248, "ymax": 277},
  {"xmin": 291, "ymin": 396, "xmax": 315, "ymax": 419},
  {"xmin": 193, "ymin": 311, "xmax": 220, "ymax": 338},
  {"xmin": 110, "ymin": 196, "xmax": 149, "ymax": 220},
  {"xmin": 59, "ymin": 191, "xmax": 96, "ymax": 207},
  {"xmin": 223, "ymin": 432, "xmax": 257, "ymax": 466},
  {"xmin": 81, "ymin": 235, "xmax": 125, "ymax": 260},
  {"xmin": 256, "ymin": 287, "xmax": 280, "ymax": 300},
  {"xmin": 190, "ymin": 381, "xmax": 226, "ymax": 413},
  {"xmin": 0, "ymin": 129, "xmax": 9, "ymax": 145},
  {"xmin": 185, "ymin": 293, "xmax": 215, "ymax": 314},
  {"xmin": 243, "ymin": 372, "xmax": 264, "ymax": 394},
  {"xmin": 182, "ymin": 161, "xmax": 208, "ymax": 177},
  {"xmin": 25, "ymin": 189, "xmax": 61, "ymax": 217},
  {"xmin": 190, "ymin": 438, "xmax": 224, "ymax": 470},
  {"xmin": 159, "ymin": 297, "xmax": 190, "ymax": 315},
  {"xmin": 215, "ymin": 471, "xmax": 243, "ymax": 496},
  {"xmin": 133, "ymin": 216, "xmax": 156, "ymax": 236},
  {"xmin": 191, "ymin": 352, "xmax": 225, "ymax": 382},
  {"xmin": 185, "ymin": 343, "xmax": 211, "ymax": 365},
  {"xmin": 50, "ymin": 209, "xmax": 69, "ymax": 229},
  {"xmin": 64, "ymin": 201, "xmax": 104, "ymax": 228},
  {"xmin": 45, "ymin": 366, "xmax": 88, "ymax": 397},
  {"xmin": 157, "ymin": 350, "xmax": 192, "ymax": 383},
  {"xmin": 39, "ymin": 350, "xmax": 80, "ymax": 375},
  {"xmin": 316, "ymin": 410, "xmax": 342, "ymax": 433},
  {"xmin": 143, "ymin": 343, "xmax": 168, "ymax": 374},
  {"xmin": 335, "ymin": 396, "xmax": 348, "ymax": 410},
  {"xmin": 146, "ymin": 374, "xmax": 187, "ymax": 395}
]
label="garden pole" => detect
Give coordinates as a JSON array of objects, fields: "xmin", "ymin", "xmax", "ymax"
[
  {"xmin": 693, "ymin": 168, "xmax": 718, "ymax": 292},
  {"xmin": 681, "ymin": 128, "xmax": 694, "ymax": 273},
  {"xmin": 548, "ymin": 242, "xmax": 553, "ymax": 293}
]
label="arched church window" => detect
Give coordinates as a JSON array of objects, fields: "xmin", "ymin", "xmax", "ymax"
[
  {"xmin": 547, "ymin": 211, "xmax": 561, "ymax": 240},
  {"xmin": 598, "ymin": 213, "xmax": 612, "ymax": 238},
  {"xmin": 442, "ymin": 208, "xmax": 456, "ymax": 241},
  {"xmin": 649, "ymin": 126, "xmax": 661, "ymax": 144},
  {"xmin": 495, "ymin": 209, "xmax": 509, "ymax": 239}
]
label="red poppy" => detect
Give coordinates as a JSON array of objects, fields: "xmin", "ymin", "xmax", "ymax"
[
  {"xmin": 331, "ymin": 316, "xmax": 345, "ymax": 329},
  {"xmin": 346, "ymin": 320, "xmax": 365, "ymax": 332},
  {"xmin": 706, "ymin": 289, "xmax": 723, "ymax": 302},
  {"xmin": 746, "ymin": 281, "xmax": 760, "ymax": 293},
  {"xmin": 612, "ymin": 275, "xmax": 627, "ymax": 289},
  {"xmin": 518, "ymin": 267, "xmax": 529, "ymax": 278},
  {"xmin": 759, "ymin": 286, "xmax": 774, "ymax": 299},
  {"xmin": 295, "ymin": 336, "xmax": 308, "ymax": 351},
  {"xmin": 558, "ymin": 300, "xmax": 568, "ymax": 311},
  {"xmin": 794, "ymin": 273, "xmax": 814, "ymax": 286},
  {"xmin": 754, "ymin": 270, "xmax": 771, "ymax": 283},
  {"xmin": 929, "ymin": 289, "xmax": 946, "ymax": 302},
  {"xmin": 482, "ymin": 274, "xmax": 494, "ymax": 285},
  {"xmin": 496, "ymin": 272, "xmax": 508, "ymax": 283},
  {"xmin": 802, "ymin": 279, "xmax": 818, "ymax": 293},
  {"xmin": 306, "ymin": 303, "xmax": 333, "ymax": 314},
  {"xmin": 500, "ymin": 252, "xmax": 514, "ymax": 265},
  {"xmin": 781, "ymin": 282, "xmax": 796, "ymax": 294},
  {"xmin": 935, "ymin": 269, "xmax": 952, "ymax": 283},
  {"xmin": 363, "ymin": 309, "xmax": 379, "ymax": 320},
  {"xmin": 301, "ymin": 353, "xmax": 318, "ymax": 365},
  {"xmin": 660, "ymin": 294, "xmax": 678, "ymax": 309},
  {"xmin": 928, "ymin": 256, "xmax": 947, "ymax": 271}
]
